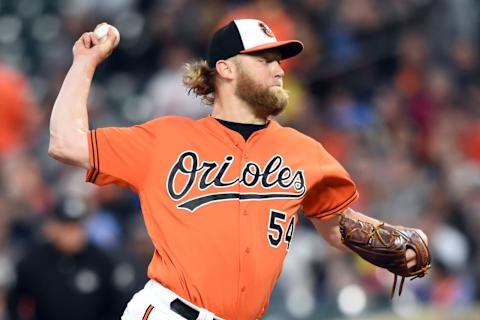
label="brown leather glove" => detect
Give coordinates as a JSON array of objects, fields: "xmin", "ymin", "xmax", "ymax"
[{"xmin": 339, "ymin": 214, "xmax": 431, "ymax": 298}]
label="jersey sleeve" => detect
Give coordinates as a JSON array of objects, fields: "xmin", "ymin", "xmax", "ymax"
[
  {"xmin": 301, "ymin": 143, "xmax": 359, "ymax": 220},
  {"xmin": 85, "ymin": 119, "xmax": 158, "ymax": 191}
]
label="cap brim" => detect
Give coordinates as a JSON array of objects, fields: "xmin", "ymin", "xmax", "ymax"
[{"xmin": 240, "ymin": 40, "xmax": 303, "ymax": 60}]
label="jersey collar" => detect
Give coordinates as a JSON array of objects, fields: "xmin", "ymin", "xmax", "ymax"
[{"xmin": 200, "ymin": 115, "xmax": 280, "ymax": 147}]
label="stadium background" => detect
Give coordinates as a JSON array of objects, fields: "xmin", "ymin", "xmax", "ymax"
[{"xmin": 1, "ymin": 0, "xmax": 480, "ymax": 319}]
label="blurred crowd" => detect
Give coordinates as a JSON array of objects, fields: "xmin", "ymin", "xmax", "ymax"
[{"xmin": 1, "ymin": 0, "xmax": 480, "ymax": 319}]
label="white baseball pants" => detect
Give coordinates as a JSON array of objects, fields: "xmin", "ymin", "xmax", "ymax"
[{"xmin": 121, "ymin": 280, "xmax": 221, "ymax": 320}]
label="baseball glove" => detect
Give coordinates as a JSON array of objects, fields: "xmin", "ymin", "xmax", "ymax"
[{"xmin": 339, "ymin": 214, "xmax": 431, "ymax": 298}]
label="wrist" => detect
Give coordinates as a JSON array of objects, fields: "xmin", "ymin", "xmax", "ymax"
[{"xmin": 71, "ymin": 57, "xmax": 98, "ymax": 79}]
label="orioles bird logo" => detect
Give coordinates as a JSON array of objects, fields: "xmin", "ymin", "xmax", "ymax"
[{"xmin": 258, "ymin": 22, "xmax": 275, "ymax": 38}]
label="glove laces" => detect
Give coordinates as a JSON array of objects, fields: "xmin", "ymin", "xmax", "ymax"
[{"xmin": 391, "ymin": 263, "xmax": 431, "ymax": 298}]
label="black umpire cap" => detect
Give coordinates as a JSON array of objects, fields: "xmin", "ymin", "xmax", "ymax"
[{"xmin": 52, "ymin": 197, "xmax": 88, "ymax": 222}]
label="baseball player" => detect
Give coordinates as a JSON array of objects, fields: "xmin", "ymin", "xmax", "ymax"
[{"xmin": 49, "ymin": 19, "xmax": 430, "ymax": 320}]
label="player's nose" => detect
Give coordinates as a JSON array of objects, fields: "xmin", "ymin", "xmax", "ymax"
[{"xmin": 272, "ymin": 61, "xmax": 284, "ymax": 79}]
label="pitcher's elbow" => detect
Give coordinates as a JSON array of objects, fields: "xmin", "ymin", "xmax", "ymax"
[
  {"xmin": 48, "ymin": 134, "xmax": 68, "ymax": 161},
  {"xmin": 48, "ymin": 142, "xmax": 62, "ymax": 160}
]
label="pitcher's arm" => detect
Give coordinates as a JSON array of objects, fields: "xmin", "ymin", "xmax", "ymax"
[{"xmin": 48, "ymin": 27, "xmax": 118, "ymax": 168}]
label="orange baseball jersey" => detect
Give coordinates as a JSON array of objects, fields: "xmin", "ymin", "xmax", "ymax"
[{"xmin": 85, "ymin": 116, "xmax": 358, "ymax": 319}]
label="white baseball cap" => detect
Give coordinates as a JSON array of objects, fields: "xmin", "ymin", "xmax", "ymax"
[{"xmin": 207, "ymin": 19, "xmax": 304, "ymax": 67}]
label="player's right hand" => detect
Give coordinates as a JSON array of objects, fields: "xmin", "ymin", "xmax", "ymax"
[{"xmin": 72, "ymin": 24, "xmax": 118, "ymax": 68}]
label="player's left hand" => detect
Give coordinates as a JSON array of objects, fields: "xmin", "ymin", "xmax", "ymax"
[
  {"xmin": 406, "ymin": 229, "xmax": 428, "ymax": 269},
  {"xmin": 339, "ymin": 216, "xmax": 431, "ymax": 297}
]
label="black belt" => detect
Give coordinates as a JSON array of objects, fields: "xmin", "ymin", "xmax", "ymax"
[{"xmin": 170, "ymin": 298, "xmax": 220, "ymax": 320}]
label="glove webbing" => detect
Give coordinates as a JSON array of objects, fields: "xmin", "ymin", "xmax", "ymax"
[{"xmin": 365, "ymin": 222, "xmax": 431, "ymax": 298}]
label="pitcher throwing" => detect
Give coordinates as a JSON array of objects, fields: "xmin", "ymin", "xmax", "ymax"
[{"xmin": 49, "ymin": 19, "xmax": 430, "ymax": 320}]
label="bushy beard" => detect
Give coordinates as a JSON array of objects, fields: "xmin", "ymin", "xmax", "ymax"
[{"xmin": 235, "ymin": 69, "xmax": 289, "ymax": 118}]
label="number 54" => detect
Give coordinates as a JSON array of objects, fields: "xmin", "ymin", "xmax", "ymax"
[{"xmin": 267, "ymin": 210, "xmax": 296, "ymax": 251}]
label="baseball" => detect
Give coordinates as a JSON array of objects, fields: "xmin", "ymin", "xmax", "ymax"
[{"xmin": 94, "ymin": 23, "xmax": 120, "ymax": 47}]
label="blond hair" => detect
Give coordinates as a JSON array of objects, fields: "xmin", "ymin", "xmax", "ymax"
[{"xmin": 182, "ymin": 60, "xmax": 216, "ymax": 105}]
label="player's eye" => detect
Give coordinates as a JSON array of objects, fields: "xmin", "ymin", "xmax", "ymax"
[{"xmin": 257, "ymin": 56, "xmax": 280, "ymax": 64}]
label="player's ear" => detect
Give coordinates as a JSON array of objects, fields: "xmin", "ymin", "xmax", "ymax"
[{"xmin": 215, "ymin": 59, "xmax": 235, "ymax": 80}]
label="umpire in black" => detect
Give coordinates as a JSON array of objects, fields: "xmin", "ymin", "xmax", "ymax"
[{"xmin": 7, "ymin": 197, "xmax": 121, "ymax": 320}]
